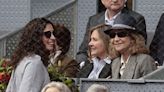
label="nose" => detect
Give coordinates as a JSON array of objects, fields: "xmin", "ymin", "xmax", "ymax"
[
  {"xmin": 113, "ymin": 35, "xmax": 120, "ymax": 41},
  {"xmin": 112, "ymin": 0, "xmax": 117, "ymax": 2},
  {"xmin": 88, "ymin": 40, "xmax": 93, "ymax": 47},
  {"xmin": 50, "ymin": 33, "xmax": 56, "ymax": 40}
]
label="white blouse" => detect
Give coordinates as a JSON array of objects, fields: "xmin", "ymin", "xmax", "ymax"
[{"xmin": 88, "ymin": 57, "xmax": 111, "ymax": 79}]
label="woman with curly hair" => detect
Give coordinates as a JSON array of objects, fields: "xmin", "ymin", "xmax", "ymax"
[
  {"xmin": 104, "ymin": 14, "xmax": 157, "ymax": 79},
  {"xmin": 6, "ymin": 18, "xmax": 56, "ymax": 92}
]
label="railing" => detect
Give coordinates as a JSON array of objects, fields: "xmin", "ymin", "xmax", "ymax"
[{"xmin": 80, "ymin": 78, "xmax": 164, "ymax": 92}]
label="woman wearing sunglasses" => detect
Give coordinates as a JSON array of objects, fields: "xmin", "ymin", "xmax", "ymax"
[
  {"xmin": 77, "ymin": 24, "xmax": 118, "ymax": 79},
  {"xmin": 48, "ymin": 24, "xmax": 79, "ymax": 78},
  {"xmin": 104, "ymin": 14, "xmax": 157, "ymax": 79},
  {"xmin": 6, "ymin": 18, "xmax": 55, "ymax": 92}
]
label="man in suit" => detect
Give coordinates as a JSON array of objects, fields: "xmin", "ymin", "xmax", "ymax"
[
  {"xmin": 76, "ymin": 0, "xmax": 147, "ymax": 64},
  {"xmin": 149, "ymin": 13, "xmax": 164, "ymax": 66}
]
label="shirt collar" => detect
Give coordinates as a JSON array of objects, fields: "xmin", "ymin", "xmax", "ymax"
[
  {"xmin": 105, "ymin": 9, "xmax": 121, "ymax": 25},
  {"xmin": 121, "ymin": 55, "xmax": 131, "ymax": 64},
  {"xmin": 92, "ymin": 57, "xmax": 112, "ymax": 64}
]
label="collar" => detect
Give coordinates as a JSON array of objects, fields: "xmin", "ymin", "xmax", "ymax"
[
  {"xmin": 92, "ymin": 57, "xmax": 112, "ymax": 64},
  {"xmin": 105, "ymin": 9, "xmax": 121, "ymax": 25},
  {"xmin": 121, "ymin": 55, "xmax": 131, "ymax": 64},
  {"xmin": 49, "ymin": 50, "xmax": 62, "ymax": 64}
]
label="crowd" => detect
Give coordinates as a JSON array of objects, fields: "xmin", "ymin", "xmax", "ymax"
[{"xmin": 4, "ymin": 0, "xmax": 164, "ymax": 92}]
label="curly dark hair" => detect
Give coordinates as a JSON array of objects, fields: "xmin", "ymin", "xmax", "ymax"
[
  {"xmin": 53, "ymin": 24, "xmax": 71, "ymax": 55},
  {"xmin": 11, "ymin": 18, "xmax": 54, "ymax": 68}
]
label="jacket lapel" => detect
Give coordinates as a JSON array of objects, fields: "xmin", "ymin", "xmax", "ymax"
[
  {"xmin": 99, "ymin": 63, "xmax": 111, "ymax": 78},
  {"xmin": 121, "ymin": 55, "xmax": 137, "ymax": 79},
  {"xmin": 112, "ymin": 57, "xmax": 122, "ymax": 79}
]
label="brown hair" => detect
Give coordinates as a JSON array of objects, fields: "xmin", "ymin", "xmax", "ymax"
[
  {"xmin": 128, "ymin": 32, "xmax": 149, "ymax": 54},
  {"xmin": 53, "ymin": 24, "xmax": 71, "ymax": 55}
]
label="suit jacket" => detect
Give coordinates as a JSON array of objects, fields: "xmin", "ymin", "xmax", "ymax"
[
  {"xmin": 76, "ymin": 8, "xmax": 147, "ymax": 63},
  {"xmin": 149, "ymin": 13, "xmax": 164, "ymax": 65},
  {"xmin": 76, "ymin": 60, "xmax": 112, "ymax": 78},
  {"xmin": 112, "ymin": 54, "xmax": 157, "ymax": 79}
]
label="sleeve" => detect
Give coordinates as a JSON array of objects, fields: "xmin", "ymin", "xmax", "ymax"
[
  {"xmin": 149, "ymin": 13, "xmax": 164, "ymax": 65},
  {"xmin": 18, "ymin": 60, "xmax": 46, "ymax": 92},
  {"xmin": 140, "ymin": 55, "xmax": 157, "ymax": 77},
  {"xmin": 135, "ymin": 15, "xmax": 147, "ymax": 43},
  {"xmin": 76, "ymin": 16, "xmax": 92, "ymax": 63}
]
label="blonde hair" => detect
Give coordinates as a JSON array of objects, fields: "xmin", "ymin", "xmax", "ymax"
[
  {"xmin": 88, "ymin": 24, "xmax": 118, "ymax": 60},
  {"xmin": 41, "ymin": 82, "xmax": 71, "ymax": 92},
  {"xmin": 128, "ymin": 33, "xmax": 149, "ymax": 54},
  {"xmin": 86, "ymin": 84, "xmax": 109, "ymax": 92},
  {"xmin": 110, "ymin": 32, "xmax": 149, "ymax": 55}
]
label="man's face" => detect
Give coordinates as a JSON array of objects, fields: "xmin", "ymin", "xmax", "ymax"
[{"xmin": 101, "ymin": 0, "xmax": 126, "ymax": 11}]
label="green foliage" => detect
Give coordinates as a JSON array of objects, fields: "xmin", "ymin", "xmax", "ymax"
[{"xmin": 48, "ymin": 64, "xmax": 79, "ymax": 92}]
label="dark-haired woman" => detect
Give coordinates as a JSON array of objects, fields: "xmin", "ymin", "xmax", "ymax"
[
  {"xmin": 6, "ymin": 18, "xmax": 55, "ymax": 92},
  {"xmin": 48, "ymin": 24, "xmax": 79, "ymax": 78}
]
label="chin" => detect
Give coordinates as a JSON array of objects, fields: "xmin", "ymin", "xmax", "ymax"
[
  {"xmin": 46, "ymin": 46, "xmax": 54, "ymax": 51},
  {"xmin": 111, "ymin": 7, "xmax": 121, "ymax": 11}
]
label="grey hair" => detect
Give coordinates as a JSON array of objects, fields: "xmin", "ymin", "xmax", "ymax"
[
  {"xmin": 86, "ymin": 84, "xmax": 108, "ymax": 92},
  {"xmin": 41, "ymin": 82, "xmax": 71, "ymax": 92}
]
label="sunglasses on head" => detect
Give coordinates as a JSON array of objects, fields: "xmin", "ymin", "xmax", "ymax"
[
  {"xmin": 109, "ymin": 31, "xmax": 129, "ymax": 38},
  {"xmin": 44, "ymin": 31, "xmax": 56, "ymax": 38}
]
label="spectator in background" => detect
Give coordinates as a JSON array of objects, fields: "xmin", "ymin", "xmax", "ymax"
[
  {"xmin": 104, "ymin": 14, "xmax": 156, "ymax": 79},
  {"xmin": 76, "ymin": 0, "xmax": 147, "ymax": 64},
  {"xmin": 48, "ymin": 24, "xmax": 79, "ymax": 78},
  {"xmin": 6, "ymin": 18, "xmax": 55, "ymax": 92},
  {"xmin": 86, "ymin": 84, "xmax": 109, "ymax": 92},
  {"xmin": 41, "ymin": 82, "xmax": 71, "ymax": 92},
  {"xmin": 77, "ymin": 24, "xmax": 118, "ymax": 79},
  {"xmin": 149, "ymin": 13, "xmax": 164, "ymax": 66}
]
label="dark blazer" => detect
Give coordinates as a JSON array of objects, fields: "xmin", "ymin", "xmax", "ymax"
[
  {"xmin": 76, "ymin": 60, "xmax": 112, "ymax": 78},
  {"xmin": 149, "ymin": 13, "xmax": 164, "ymax": 65},
  {"xmin": 112, "ymin": 54, "xmax": 157, "ymax": 79},
  {"xmin": 76, "ymin": 8, "xmax": 147, "ymax": 63}
]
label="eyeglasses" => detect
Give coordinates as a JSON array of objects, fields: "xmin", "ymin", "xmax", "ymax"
[
  {"xmin": 109, "ymin": 31, "xmax": 129, "ymax": 38},
  {"xmin": 44, "ymin": 31, "xmax": 55, "ymax": 38}
]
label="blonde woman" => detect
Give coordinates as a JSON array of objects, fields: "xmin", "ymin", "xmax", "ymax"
[
  {"xmin": 105, "ymin": 14, "xmax": 157, "ymax": 79},
  {"xmin": 77, "ymin": 24, "xmax": 117, "ymax": 79}
]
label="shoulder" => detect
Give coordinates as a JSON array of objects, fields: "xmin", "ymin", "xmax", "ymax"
[
  {"xmin": 136, "ymin": 54, "xmax": 153, "ymax": 59},
  {"xmin": 89, "ymin": 11, "xmax": 105, "ymax": 19},
  {"xmin": 134, "ymin": 54, "xmax": 154, "ymax": 63},
  {"xmin": 159, "ymin": 13, "xmax": 164, "ymax": 21},
  {"xmin": 22, "ymin": 54, "xmax": 44, "ymax": 67},
  {"xmin": 61, "ymin": 55, "xmax": 78, "ymax": 64},
  {"xmin": 122, "ymin": 8, "xmax": 144, "ymax": 20},
  {"xmin": 112, "ymin": 57, "xmax": 121, "ymax": 65}
]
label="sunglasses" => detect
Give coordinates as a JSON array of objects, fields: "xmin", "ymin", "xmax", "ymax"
[
  {"xmin": 44, "ymin": 31, "xmax": 56, "ymax": 38},
  {"xmin": 109, "ymin": 31, "xmax": 129, "ymax": 38}
]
